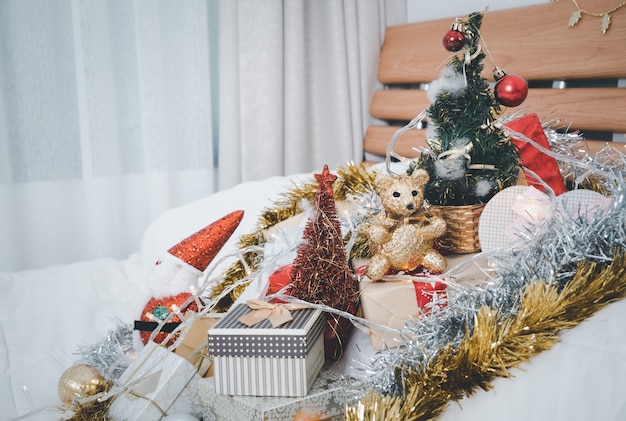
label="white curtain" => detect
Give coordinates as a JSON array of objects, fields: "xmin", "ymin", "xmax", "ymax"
[
  {"xmin": 0, "ymin": 0, "xmax": 405, "ymax": 272},
  {"xmin": 217, "ymin": 0, "xmax": 406, "ymax": 188}
]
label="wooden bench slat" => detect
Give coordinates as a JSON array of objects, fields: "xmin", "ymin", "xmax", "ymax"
[
  {"xmin": 522, "ymin": 88, "xmax": 626, "ymax": 132},
  {"xmin": 378, "ymin": 0, "xmax": 626, "ymax": 84},
  {"xmin": 366, "ymin": 1, "xmax": 626, "ymax": 162},
  {"xmin": 370, "ymin": 88, "xmax": 626, "ymax": 132},
  {"xmin": 364, "ymin": 125, "xmax": 623, "ymax": 159},
  {"xmin": 370, "ymin": 89, "xmax": 430, "ymax": 121},
  {"xmin": 364, "ymin": 126, "xmax": 427, "ymax": 158}
]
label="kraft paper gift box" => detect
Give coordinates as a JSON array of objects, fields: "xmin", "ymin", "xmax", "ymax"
[
  {"xmin": 359, "ymin": 278, "xmax": 447, "ymax": 351},
  {"xmin": 108, "ymin": 341, "xmax": 202, "ymax": 420},
  {"xmin": 207, "ymin": 302, "xmax": 325, "ymax": 397},
  {"xmin": 198, "ymin": 368, "xmax": 354, "ymax": 421},
  {"xmin": 173, "ymin": 316, "xmax": 220, "ymax": 378}
]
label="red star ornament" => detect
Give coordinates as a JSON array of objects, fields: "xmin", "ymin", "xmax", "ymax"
[{"xmin": 314, "ymin": 164, "xmax": 337, "ymax": 197}]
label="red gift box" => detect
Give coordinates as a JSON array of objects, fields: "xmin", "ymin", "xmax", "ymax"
[{"xmin": 506, "ymin": 113, "xmax": 567, "ymax": 196}]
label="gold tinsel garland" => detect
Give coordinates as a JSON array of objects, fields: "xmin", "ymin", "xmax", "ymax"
[
  {"xmin": 344, "ymin": 250, "xmax": 626, "ymax": 421},
  {"xmin": 68, "ymin": 399, "xmax": 114, "ymax": 421},
  {"xmin": 209, "ymin": 161, "xmax": 376, "ymax": 311}
]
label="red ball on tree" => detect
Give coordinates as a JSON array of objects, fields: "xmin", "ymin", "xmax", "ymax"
[
  {"xmin": 442, "ymin": 29, "xmax": 465, "ymax": 52},
  {"xmin": 494, "ymin": 69, "xmax": 528, "ymax": 107}
]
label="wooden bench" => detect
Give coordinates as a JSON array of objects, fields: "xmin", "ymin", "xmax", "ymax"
[{"xmin": 364, "ymin": 0, "xmax": 626, "ymax": 162}]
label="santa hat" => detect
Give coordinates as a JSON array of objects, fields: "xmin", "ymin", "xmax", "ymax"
[
  {"xmin": 136, "ymin": 210, "xmax": 244, "ymax": 345},
  {"xmin": 148, "ymin": 210, "xmax": 244, "ymax": 298}
]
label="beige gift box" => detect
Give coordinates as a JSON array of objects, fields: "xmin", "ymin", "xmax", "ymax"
[
  {"xmin": 173, "ymin": 316, "xmax": 220, "ymax": 378},
  {"xmin": 359, "ymin": 278, "xmax": 447, "ymax": 351}
]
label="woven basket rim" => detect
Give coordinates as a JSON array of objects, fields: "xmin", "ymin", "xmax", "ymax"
[
  {"xmin": 428, "ymin": 203, "xmax": 487, "ymax": 211},
  {"xmin": 429, "ymin": 203, "xmax": 486, "ymax": 253}
]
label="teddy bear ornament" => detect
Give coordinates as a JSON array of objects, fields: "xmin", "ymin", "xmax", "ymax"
[{"xmin": 366, "ymin": 168, "xmax": 448, "ymax": 281}]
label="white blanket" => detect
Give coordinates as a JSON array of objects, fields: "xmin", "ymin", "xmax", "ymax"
[{"xmin": 0, "ymin": 175, "xmax": 301, "ymax": 419}]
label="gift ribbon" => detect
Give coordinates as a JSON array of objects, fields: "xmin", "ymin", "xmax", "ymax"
[
  {"xmin": 462, "ymin": 44, "xmax": 483, "ymax": 87},
  {"xmin": 176, "ymin": 342, "xmax": 213, "ymax": 376},
  {"xmin": 437, "ymin": 141, "xmax": 473, "ymax": 162},
  {"xmin": 127, "ymin": 389, "xmax": 167, "ymax": 417},
  {"xmin": 133, "ymin": 320, "xmax": 180, "ymax": 333},
  {"xmin": 238, "ymin": 300, "xmax": 309, "ymax": 328},
  {"xmin": 116, "ymin": 345, "xmax": 168, "ymax": 417}
]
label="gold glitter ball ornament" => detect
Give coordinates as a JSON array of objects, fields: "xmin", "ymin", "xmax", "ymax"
[{"xmin": 57, "ymin": 364, "xmax": 109, "ymax": 407}]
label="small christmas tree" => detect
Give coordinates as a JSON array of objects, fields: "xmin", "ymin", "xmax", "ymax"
[
  {"xmin": 289, "ymin": 164, "xmax": 359, "ymax": 361},
  {"xmin": 290, "ymin": 165, "xmax": 358, "ymax": 311},
  {"xmin": 410, "ymin": 11, "xmax": 521, "ymax": 206}
]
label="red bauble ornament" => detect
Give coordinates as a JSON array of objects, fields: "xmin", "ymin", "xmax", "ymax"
[
  {"xmin": 494, "ymin": 69, "xmax": 528, "ymax": 107},
  {"xmin": 442, "ymin": 29, "xmax": 465, "ymax": 52},
  {"xmin": 267, "ymin": 264, "xmax": 293, "ymax": 298}
]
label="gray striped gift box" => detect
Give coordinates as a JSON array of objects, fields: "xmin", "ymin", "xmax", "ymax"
[{"xmin": 208, "ymin": 303, "xmax": 326, "ymax": 397}]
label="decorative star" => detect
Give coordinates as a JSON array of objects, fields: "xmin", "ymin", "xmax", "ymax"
[{"xmin": 314, "ymin": 165, "xmax": 337, "ymax": 197}]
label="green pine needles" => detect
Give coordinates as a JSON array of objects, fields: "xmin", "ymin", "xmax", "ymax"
[{"xmin": 410, "ymin": 12, "xmax": 520, "ymax": 206}]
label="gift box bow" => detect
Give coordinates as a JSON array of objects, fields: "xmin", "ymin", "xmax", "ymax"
[{"xmin": 238, "ymin": 299, "xmax": 309, "ymax": 328}]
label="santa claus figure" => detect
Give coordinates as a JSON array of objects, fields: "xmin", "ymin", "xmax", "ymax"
[{"xmin": 135, "ymin": 210, "xmax": 244, "ymax": 345}]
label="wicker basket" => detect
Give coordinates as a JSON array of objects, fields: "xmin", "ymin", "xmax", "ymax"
[{"xmin": 429, "ymin": 203, "xmax": 486, "ymax": 254}]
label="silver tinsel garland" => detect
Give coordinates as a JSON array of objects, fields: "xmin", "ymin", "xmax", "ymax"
[
  {"xmin": 357, "ymin": 132, "xmax": 626, "ymax": 398},
  {"xmin": 74, "ymin": 320, "xmax": 135, "ymax": 380}
]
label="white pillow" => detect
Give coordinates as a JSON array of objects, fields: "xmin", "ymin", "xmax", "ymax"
[{"xmin": 138, "ymin": 175, "xmax": 307, "ymax": 278}]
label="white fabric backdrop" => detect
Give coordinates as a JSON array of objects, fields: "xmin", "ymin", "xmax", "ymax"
[
  {"xmin": 0, "ymin": 0, "xmax": 406, "ymax": 272},
  {"xmin": 217, "ymin": 0, "xmax": 406, "ymax": 187},
  {"xmin": 0, "ymin": 0, "xmax": 216, "ymax": 272}
]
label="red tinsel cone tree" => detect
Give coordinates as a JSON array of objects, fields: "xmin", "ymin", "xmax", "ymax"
[{"xmin": 289, "ymin": 165, "xmax": 359, "ymax": 362}]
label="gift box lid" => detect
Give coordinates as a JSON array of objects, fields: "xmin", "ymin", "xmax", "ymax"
[{"xmin": 208, "ymin": 303, "xmax": 325, "ymax": 358}]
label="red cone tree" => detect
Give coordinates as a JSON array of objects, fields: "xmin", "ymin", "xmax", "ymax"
[{"xmin": 290, "ymin": 165, "xmax": 359, "ymax": 361}]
